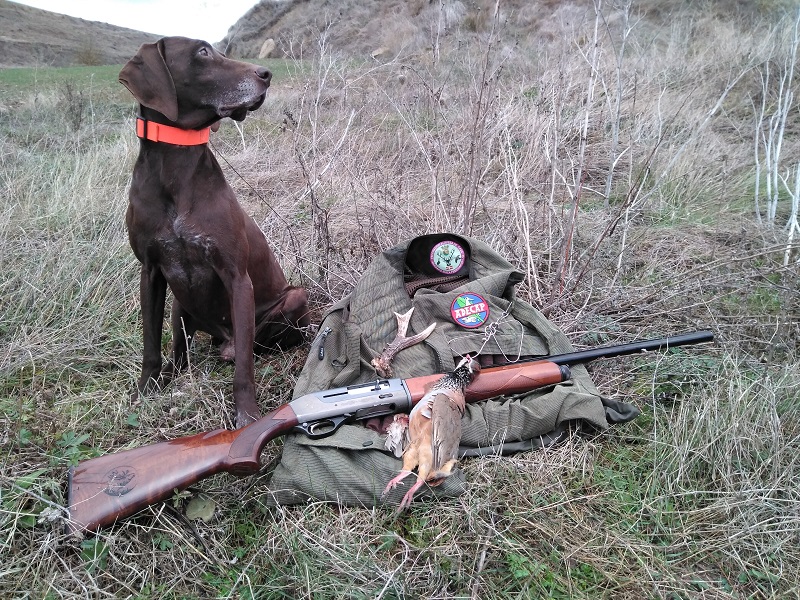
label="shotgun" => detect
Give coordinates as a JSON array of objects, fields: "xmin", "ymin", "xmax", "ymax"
[{"xmin": 66, "ymin": 330, "xmax": 713, "ymax": 533}]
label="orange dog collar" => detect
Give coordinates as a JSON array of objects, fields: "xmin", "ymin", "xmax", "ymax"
[{"xmin": 136, "ymin": 118, "xmax": 210, "ymax": 145}]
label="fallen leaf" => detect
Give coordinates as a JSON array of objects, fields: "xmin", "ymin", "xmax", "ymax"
[{"xmin": 185, "ymin": 495, "xmax": 215, "ymax": 522}]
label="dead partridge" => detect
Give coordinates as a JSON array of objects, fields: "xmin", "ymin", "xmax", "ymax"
[{"xmin": 382, "ymin": 355, "xmax": 479, "ymax": 510}]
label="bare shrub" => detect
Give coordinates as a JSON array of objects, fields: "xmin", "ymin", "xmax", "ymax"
[
  {"xmin": 58, "ymin": 80, "xmax": 86, "ymax": 132},
  {"xmin": 752, "ymin": 10, "xmax": 800, "ymax": 265},
  {"xmin": 75, "ymin": 41, "xmax": 104, "ymax": 66}
]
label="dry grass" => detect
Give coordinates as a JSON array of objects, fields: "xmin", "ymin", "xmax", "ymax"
[{"xmin": 1, "ymin": 3, "xmax": 799, "ymax": 599}]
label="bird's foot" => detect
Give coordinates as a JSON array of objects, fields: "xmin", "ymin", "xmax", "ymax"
[
  {"xmin": 397, "ymin": 479, "xmax": 425, "ymax": 511},
  {"xmin": 381, "ymin": 470, "xmax": 413, "ymax": 498}
]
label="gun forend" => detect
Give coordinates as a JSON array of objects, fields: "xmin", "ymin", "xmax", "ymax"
[{"xmin": 404, "ymin": 360, "xmax": 570, "ymax": 404}]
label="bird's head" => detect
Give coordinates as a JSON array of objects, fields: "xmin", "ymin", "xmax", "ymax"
[{"xmin": 452, "ymin": 354, "xmax": 480, "ymax": 387}]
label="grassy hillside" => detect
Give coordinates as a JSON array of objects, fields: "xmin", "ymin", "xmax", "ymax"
[
  {"xmin": 0, "ymin": 0, "xmax": 160, "ymax": 67},
  {"xmin": 1, "ymin": 1, "xmax": 799, "ymax": 599}
]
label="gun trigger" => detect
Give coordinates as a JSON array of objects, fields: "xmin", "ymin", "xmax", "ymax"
[{"xmin": 295, "ymin": 414, "xmax": 351, "ymax": 439}]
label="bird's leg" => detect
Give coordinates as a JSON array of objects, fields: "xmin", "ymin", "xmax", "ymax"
[
  {"xmin": 381, "ymin": 470, "xmax": 414, "ymax": 497},
  {"xmin": 425, "ymin": 459, "xmax": 459, "ymax": 487},
  {"xmin": 398, "ymin": 478, "xmax": 426, "ymax": 511}
]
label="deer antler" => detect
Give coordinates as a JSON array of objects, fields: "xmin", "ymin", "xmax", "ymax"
[{"xmin": 371, "ymin": 308, "xmax": 436, "ymax": 378}]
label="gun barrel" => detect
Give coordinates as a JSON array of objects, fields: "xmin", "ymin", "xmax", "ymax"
[{"xmin": 547, "ymin": 330, "xmax": 714, "ymax": 366}]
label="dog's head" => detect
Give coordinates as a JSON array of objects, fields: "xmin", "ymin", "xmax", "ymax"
[{"xmin": 119, "ymin": 37, "xmax": 271, "ymax": 129}]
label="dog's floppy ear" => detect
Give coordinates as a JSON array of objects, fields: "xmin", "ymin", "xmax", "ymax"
[{"xmin": 119, "ymin": 39, "xmax": 179, "ymax": 122}]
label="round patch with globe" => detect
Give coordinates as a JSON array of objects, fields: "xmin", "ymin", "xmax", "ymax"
[{"xmin": 450, "ymin": 293, "xmax": 489, "ymax": 328}]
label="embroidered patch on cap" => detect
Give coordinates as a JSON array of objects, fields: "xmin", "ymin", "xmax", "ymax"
[
  {"xmin": 451, "ymin": 293, "xmax": 489, "ymax": 328},
  {"xmin": 430, "ymin": 240, "xmax": 466, "ymax": 274}
]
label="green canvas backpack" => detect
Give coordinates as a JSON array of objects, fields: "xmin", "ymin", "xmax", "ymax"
[{"xmin": 265, "ymin": 234, "xmax": 638, "ymax": 506}]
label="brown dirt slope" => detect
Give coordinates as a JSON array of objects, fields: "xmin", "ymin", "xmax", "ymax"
[
  {"xmin": 218, "ymin": 0, "xmax": 795, "ymax": 60},
  {"xmin": 219, "ymin": 0, "xmax": 574, "ymax": 59},
  {"xmin": 0, "ymin": 0, "xmax": 161, "ymax": 67},
  {"xmin": 1, "ymin": 0, "xmax": 792, "ymax": 67}
]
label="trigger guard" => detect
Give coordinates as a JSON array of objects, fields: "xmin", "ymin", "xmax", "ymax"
[{"xmin": 295, "ymin": 414, "xmax": 351, "ymax": 439}]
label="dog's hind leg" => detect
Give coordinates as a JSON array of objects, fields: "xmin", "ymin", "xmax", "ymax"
[{"xmin": 254, "ymin": 287, "xmax": 310, "ymax": 351}]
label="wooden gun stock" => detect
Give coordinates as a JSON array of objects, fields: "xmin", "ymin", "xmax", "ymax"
[
  {"xmin": 67, "ymin": 406, "xmax": 299, "ymax": 533},
  {"xmin": 66, "ymin": 330, "xmax": 713, "ymax": 533}
]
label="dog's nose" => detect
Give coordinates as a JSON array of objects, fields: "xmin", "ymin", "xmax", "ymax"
[{"xmin": 256, "ymin": 67, "xmax": 272, "ymax": 85}]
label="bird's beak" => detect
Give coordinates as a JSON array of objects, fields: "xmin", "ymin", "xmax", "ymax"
[{"xmin": 456, "ymin": 354, "xmax": 474, "ymax": 371}]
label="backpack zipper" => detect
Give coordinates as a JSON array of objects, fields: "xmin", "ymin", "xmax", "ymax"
[{"xmin": 317, "ymin": 326, "xmax": 332, "ymax": 360}]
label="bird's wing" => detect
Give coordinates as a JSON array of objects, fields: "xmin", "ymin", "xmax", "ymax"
[
  {"xmin": 411, "ymin": 392, "xmax": 435, "ymax": 420},
  {"xmin": 430, "ymin": 390, "xmax": 465, "ymax": 469}
]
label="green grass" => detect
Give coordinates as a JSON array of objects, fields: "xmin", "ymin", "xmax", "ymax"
[
  {"xmin": 0, "ymin": 64, "xmax": 123, "ymax": 91},
  {"xmin": 0, "ymin": 59, "xmax": 301, "ymax": 95}
]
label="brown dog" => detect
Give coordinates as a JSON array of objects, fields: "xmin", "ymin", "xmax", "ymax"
[{"xmin": 119, "ymin": 37, "xmax": 310, "ymax": 427}]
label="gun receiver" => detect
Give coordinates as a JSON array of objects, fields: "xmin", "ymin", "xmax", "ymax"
[{"xmin": 290, "ymin": 378, "xmax": 414, "ymax": 438}]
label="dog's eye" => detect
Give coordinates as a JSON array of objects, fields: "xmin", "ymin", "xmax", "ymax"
[{"xmin": 198, "ymin": 46, "xmax": 210, "ymax": 57}]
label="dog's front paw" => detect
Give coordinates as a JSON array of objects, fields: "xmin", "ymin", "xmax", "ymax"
[
  {"xmin": 133, "ymin": 370, "xmax": 174, "ymax": 403},
  {"xmin": 134, "ymin": 375, "xmax": 158, "ymax": 399}
]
